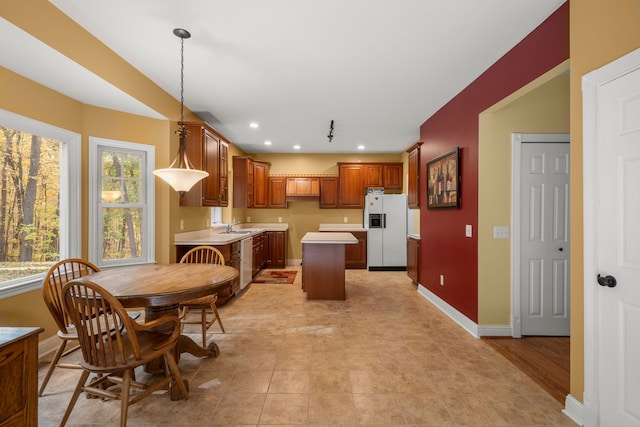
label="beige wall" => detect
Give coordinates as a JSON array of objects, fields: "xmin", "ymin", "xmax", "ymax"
[
  {"xmin": 478, "ymin": 63, "xmax": 570, "ymax": 326},
  {"xmin": 569, "ymin": 0, "xmax": 640, "ymax": 403}
]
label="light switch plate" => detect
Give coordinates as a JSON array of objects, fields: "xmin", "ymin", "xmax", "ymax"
[
  {"xmin": 493, "ymin": 226, "xmax": 510, "ymax": 239},
  {"xmin": 465, "ymin": 224, "xmax": 472, "ymax": 237}
]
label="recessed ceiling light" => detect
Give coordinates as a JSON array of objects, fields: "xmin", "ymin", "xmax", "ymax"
[
  {"xmin": 249, "ymin": 122, "xmax": 259, "ymax": 128},
  {"xmin": 264, "ymin": 140, "xmax": 272, "ymax": 146},
  {"xmin": 357, "ymin": 145, "xmax": 365, "ymax": 150},
  {"xmin": 293, "ymin": 145, "xmax": 301, "ymax": 150}
]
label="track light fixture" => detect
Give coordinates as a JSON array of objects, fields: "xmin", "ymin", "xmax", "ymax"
[{"xmin": 327, "ymin": 120, "xmax": 335, "ymax": 143}]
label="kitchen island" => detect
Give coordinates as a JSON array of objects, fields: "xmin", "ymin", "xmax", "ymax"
[{"xmin": 301, "ymin": 232, "xmax": 358, "ymax": 300}]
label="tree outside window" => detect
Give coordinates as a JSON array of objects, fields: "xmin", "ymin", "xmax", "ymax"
[
  {"xmin": 0, "ymin": 110, "xmax": 80, "ymax": 296},
  {"xmin": 89, "ymin": 138, "xmax": 155, "ymax": 267}
]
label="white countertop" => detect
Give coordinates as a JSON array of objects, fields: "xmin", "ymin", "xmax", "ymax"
[
  {"xmin": 301, "ymin": 232, "xmax": 358, "ymax": 244},
  {"xmin": 407, "ymin": 233, "xmax": 421, "ymax": 239},
  {"xmin": 318, "ymin": 223, "xmax": 366, "ymax": 232},
  {"xmin": 175, "ymin": 223, "xmax": 288, "ymax": 245}
]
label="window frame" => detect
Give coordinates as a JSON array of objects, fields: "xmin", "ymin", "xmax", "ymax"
[
  {"xmin": 88, "ymin": 137, "xmax": 155, "ymax": 268},
  {"xmin": 0, "ymin": 109, "xmax": 81, "ymax": 298}
]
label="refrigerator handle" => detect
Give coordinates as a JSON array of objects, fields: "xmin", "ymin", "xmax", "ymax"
[{"xmin": 383, "ymin": 213, "xmax": 386, "ymax": 228}]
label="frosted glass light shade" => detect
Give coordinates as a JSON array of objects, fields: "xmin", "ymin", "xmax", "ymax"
[{"xmin": 153, "ymin": 167, "xmax": 208, "ymax": 193}]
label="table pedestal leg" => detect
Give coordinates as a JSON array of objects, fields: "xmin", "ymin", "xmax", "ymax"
[{"xmin": 143, "ymin": 304, "xmax": 219, "ymax": 374}]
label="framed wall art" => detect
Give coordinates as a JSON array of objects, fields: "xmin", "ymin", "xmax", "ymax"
[{"xmin": 426, "ymin": 147, "xmax": 460, "ymax": 209}]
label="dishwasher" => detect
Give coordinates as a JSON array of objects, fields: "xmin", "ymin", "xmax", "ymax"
[{"xmin": 239, "ymin": 237, "xmax": 253, "ymax": 289}]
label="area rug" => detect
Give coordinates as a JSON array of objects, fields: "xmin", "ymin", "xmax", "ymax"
[{"xmin": 252, "ymin": 270, "xmax": 297, "ymax": 284}]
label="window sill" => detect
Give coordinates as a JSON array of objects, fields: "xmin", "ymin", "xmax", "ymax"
[{"xmin": 0, "ymin": 275, "xmax": 44, "ymax": 299}]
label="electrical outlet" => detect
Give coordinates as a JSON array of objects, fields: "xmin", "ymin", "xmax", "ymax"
[
  {"xmin": 278, "ymin": 217, "xmax": 282, "ymax": 223},
  {"xmin": 344, "ymin": 217, "xmax": 348, "ymax": 223},
  {"xmin": 465, "ymin": 224, "xmax": 472, "ymax": 237},
  {"xmin": 440, "ymin": 274, "xmax": 444, "ymax": 286},
  {"xmin": 246, "ymin": 216, "xmax": 251, "ymax": 223},
  {"xmin": 180, "ymin": 220, "xmax": 184, "ymax": 231}
]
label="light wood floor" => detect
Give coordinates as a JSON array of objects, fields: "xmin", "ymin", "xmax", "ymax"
[
  {"xmin": 482, "ymin": 336, "xmax": 570, "ymax": 404},
  {"xmin": 37, "ymin": 267, "xmax": 576, "ymax": 426}
]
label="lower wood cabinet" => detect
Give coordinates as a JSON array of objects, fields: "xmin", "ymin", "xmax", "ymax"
[
  {"xmin": 345, "ymin": 231, "xmax": 367, "ymax": 269},
  {"xmin": 319, "ymin": 230, "xmax": 367, "ymax": 269},
  {"xmin": 407, "ymin": 236, "xmax": 420, "ymax": 284},
  {"xmin": 265, "ymin": 231, "xmax": 287, "ymax": 268},
  {"xmin": 176, "ymin": 242, "xmax": 240, "ymax": 305},
  {"xmin": 252, "ymin": 233, "xmax": 267, "ymax": 276},
  {"xmin": 0, "ymin": 327, "xmax": 43, "ymax": 427}
]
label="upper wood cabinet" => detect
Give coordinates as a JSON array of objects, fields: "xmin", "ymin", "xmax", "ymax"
[
  {"xmin": 268, "ymin": 177, "xmax": 287, "ymax": 208},
  {"xmin": 338, "ymin": 163, "xmax": 364, "ymax": 208},
  {"xmin": 286, "ymin": 177, "xmax": 319, "ymax": 197},
  {"xmin": 180, "ymin": 122, "xmax": 228, "ymax": 207},
  {"xmin": 337, "ymin": 162, "xmax": 404, "ymax": 208},
  {"xmin": 407, "ymin": 142, "xmax": 423, "ymax": 208},
  {"xmin": 252, "ymin": 161, "xmax": 270, "ymax": 208},
  {"xmin": 363, "ymin": 164, "xmax": 383, "ymax": 188},
  {"xmin": 233, "ymin": 156, "xmax": 270, "ymax": 208},
  {"xmin": 383, "ymin": 163, "xmax": 403, "ymax": 190},
  {"xmin": 319, "ymin": 177, "xmax": 339, "ymax": 208}
]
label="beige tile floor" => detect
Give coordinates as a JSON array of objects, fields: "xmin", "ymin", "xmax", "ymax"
[{"xmin": 38, "ymin": 267, "xmax": 576, "ymax": 426}]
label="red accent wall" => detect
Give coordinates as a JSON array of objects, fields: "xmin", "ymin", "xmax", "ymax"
[{"xmin": 418, "ymin": 3, "xmax": 569, "ymax": 323}]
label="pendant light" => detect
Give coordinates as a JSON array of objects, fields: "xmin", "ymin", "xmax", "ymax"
[{"xmin": 154, "ymin": 28, "xmax": 208, "ymax": 197}]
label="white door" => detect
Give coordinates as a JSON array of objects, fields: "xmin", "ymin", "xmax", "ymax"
[
  {"xmin": 520, "ymin": 141, "xmax": 571, "ymax": 336},
  {"xmin": 583, "ymin": 48, "xmax": 640, "ymax": 427}
]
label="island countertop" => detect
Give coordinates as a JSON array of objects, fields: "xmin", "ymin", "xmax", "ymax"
[{"xmin": 301, "ymin": 232, "xmax": 358, "ymax": 244}]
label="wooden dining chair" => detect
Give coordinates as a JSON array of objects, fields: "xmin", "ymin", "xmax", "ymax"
[
  {"xmin": 59, "ymin": 278, "xmax": 189, "ymax": 427},
  {"xmin": 39, "ymin": 258, "xmax": 100, "ymax": 396},
  {"xmin": 179, "ymin": 245, "xmax": 226, "ymax": 346}
]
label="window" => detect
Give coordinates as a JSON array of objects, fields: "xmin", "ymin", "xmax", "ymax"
[
  {"xmin": 211, "ymin": 207, "xmax": 222, "ymax": 225},
  {"xmin": 89, "ymin": 137, "xmax": 155, "ymax": 267},
  {"xmin": 0, "ymin": 109, "xmax": 81, "ymax": 298}
]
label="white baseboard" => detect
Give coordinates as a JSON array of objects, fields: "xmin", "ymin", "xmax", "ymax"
[
  {"xmin": 417, "ymin": 284, "xmax": 479, "ymax": 338},
  {"xmin": 563, "ymin": 394, "xmax": 583, "ymax": 426},
  {"xmin": 287, "ymin": 258, "xmax": 301, "ymax": 266}
]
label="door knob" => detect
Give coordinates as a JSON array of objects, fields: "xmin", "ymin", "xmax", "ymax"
[
  {"xmin": 559, "ymin": 247, "xmax": 564, "ymax": 252},
  {"xmin": 597, "ymin": 274, "xmax": 617, "ymax": 288}
]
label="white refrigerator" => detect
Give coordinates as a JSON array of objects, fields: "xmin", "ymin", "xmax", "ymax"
[{"xmin": 364, "ymin": 193, "xmax": 407, "ymax": 270}]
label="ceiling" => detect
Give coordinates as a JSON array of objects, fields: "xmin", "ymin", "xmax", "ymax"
[{"xmin": 5, "ymin": 1, "xmax": 564, "ymax": 154}]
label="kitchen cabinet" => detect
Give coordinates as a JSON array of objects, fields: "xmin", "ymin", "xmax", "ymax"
[
  {"xmin": 180, "ymin": 122, "xmax": 228, "ymax": 207},
  {"xmin": 286, "ymin": 177, "xmax": 319, "ymax": 197},
  {"xmin": 252, "ymin": 161, "xmax": 270, "ymax": 208},
  {"xmin": 265, "ymin": 230, "xmax": 287, "ymax": 268},
  {"xmin": 175, "ymin": 242, "xmax": 240, "ymax": 305},
  {"xmin": 319, "ymin": 228, "xmax": 366, "ymax": 269},
  {"xmin": 363, "ymin": 164, "xmax": 383, "ymax": 187},
  {"xmin": 338, "ymin": 163, "xmax": 364, "ymax": 208},
  {"xmin": 268, "ymin": 177, "xmax": 287, "ymax": 208},
  {"xmin": 407, "ymin": 142, "xmax": 422, "ymax": 208},
  {"xmin": 233, "ymin": 156, "xmax": 270, "ymax": 208},
  {"xmin": 407, "ymin": 236, "xmax": 420, "ymax": 284},
  {"xmin": 252, "ymin": 233, "xmax": 267, "ymax": 276},
  {"xmin": 218, "ymin": 140, "xmax": 229, "ymax": 206},
  {"xmin": 345, "ymin": 231, "xmax": 367, "ymax": 269},
  {"xmin": 0, "ymin": 327, "xmax": 43, "ymax": 427},
  {"xmin": 338, "ymin": 162, "xmax": 404, "ymax": 208},
  {"xmin": 319, "ymin": 177, "xmax": 339, "ymax": 208},
  {"xmin": 383, "ymin": 163, "xmax": 403, "ymax": 190}
]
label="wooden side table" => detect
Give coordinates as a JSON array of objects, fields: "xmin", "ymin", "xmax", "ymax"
[{"xmin": 0, "ymin": 327, "xmax": 43, "ymax": 427}]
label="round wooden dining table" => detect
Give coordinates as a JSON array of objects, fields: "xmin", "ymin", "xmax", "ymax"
[{"xmin": 74, "ymin": 263, "xmax": 238, "ymax": 360}]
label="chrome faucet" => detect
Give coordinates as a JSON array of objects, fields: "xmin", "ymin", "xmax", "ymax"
[{"xmin": 226, "ymin": 218, "xmax": 238, "ymax": 232}]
